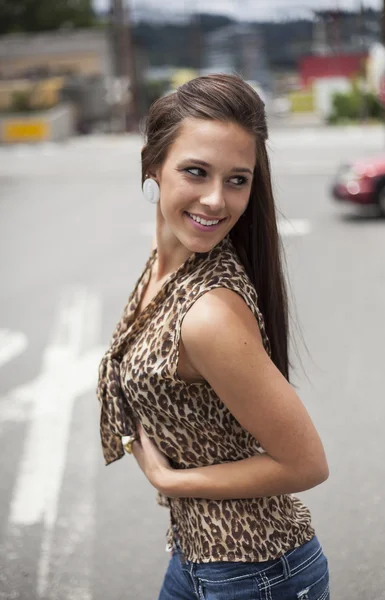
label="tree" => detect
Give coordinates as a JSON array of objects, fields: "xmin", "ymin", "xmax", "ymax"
[{"xmin": 0, "ymin": 0, "xmax": 96, "ymax": 35}]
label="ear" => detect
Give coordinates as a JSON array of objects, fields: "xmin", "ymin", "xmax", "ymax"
[{"xmin": 147, "ymin": 164, "xmax": 160, "ymax": 183}]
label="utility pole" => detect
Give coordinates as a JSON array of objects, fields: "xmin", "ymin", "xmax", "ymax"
[
  {"xmin": 357, "ymin": 1, "xmax": 363, "ymax": 49},
  {"xmin": 111, "ymin": 0, "xmax": 140, "ymax": 132},
  {"xmin": 383, "ymin": 0, "xmax": 385, "ymax": 46},
  {"xmin": 190, "ymin": 13, "xmax": 202, "ymax": 72},
  {"xmin": 124, "ymin": 1, "xmax": 140, "ymax": 131},
  {"xmin": 333, "ymin": 8, "xmax": 341, "ymax": 55},
  {"xmin": 382, "ymin": 0, "xmax": 385, "ymax": 144},
  {"xmin": 357, "ymin": 1, "xmax": 367, "ymax": 121},
  {"xmin": 190, "ymin": 1, "xmax": 202, "ymax": 72}
]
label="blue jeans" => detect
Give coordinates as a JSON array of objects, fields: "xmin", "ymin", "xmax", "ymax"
[{"xmin": 158, "ymin": 535, "xmax": 330, "ymax": 600}]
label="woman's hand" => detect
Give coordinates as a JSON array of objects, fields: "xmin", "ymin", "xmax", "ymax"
[{"xmin": 132, "ymin": 424, "xmax": 174, "ymax": 493}]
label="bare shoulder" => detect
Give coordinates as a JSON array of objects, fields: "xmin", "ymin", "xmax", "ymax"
[
  {"xmin": 180, "ymin": 290, "xmax": 328, "ymax": 483},
  {"xmin": 181, "ymin": 287, "xmax": 263, "ymax": 353}
]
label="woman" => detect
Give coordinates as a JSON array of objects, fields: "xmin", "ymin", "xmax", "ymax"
[{"xmin": 97, "ymin": 74, "xmax": 330, "ymax": 600}]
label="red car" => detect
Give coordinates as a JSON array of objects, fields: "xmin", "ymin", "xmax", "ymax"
[{"xmin": 332, "ymin": 155, "xmax": 385, "ymax": 216}]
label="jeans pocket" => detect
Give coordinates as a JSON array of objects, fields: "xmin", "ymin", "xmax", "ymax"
[
  {"xmin": 269, "ymin": 552, "xmax": 329, "ymax": 600},
  {"xmin": 295, "ymin": 565, "xmax": 330, "ymax": 600}
]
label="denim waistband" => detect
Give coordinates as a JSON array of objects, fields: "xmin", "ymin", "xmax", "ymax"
[{"xmin": 181, "ymin": 534, "xmax": 322, "ymax": 589}]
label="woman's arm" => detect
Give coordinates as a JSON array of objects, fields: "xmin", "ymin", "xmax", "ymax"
[
  {"xmin": 160, "ymin": 450, "xmax": 327, "ymax": 500},
  {"xmin": 157, "ymin": 288, "xmax": 329, "ymax": 500}
]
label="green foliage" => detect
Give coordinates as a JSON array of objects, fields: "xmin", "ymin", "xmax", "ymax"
[
  {"xmin": 10, "ymin": 90, "xmax": 33, "ymax": 112},
  {"xmin": 365, "ymin": 92, "xmax": 385, "ymax": 119},
  {"xmin": 0, "ymin": 0, "xmax": 96, "ymax": 34},
  {"xmin": 328, "ymin": 84, "xmax": 384, "ymax": 124}
]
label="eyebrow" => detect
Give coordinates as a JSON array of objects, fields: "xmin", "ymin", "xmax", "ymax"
[{"xmin": 180, "ymin": 158, "xmax": 253, "ymax": 175}]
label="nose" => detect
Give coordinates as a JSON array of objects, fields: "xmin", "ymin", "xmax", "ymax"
[{"xmin": 200, "ymin": 182, "xmax": 226, "ymax": 213}]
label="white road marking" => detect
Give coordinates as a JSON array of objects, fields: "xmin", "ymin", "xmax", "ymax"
[
  {"xmin": 0, "ymin": 329, "xmax": 28, "ymax": 370},
  {"xmin": 0, "ymin": 287, "xmax": 104, "ymax": 599},
  {"xmin": 278, "ymin": 218, "xmax": 312, "ymax": 236},
  {"xmin": 139, "ymin": 219, "xmax": 312, "ymax": 238},
  {"xmin": 270, "ymin": 126, "xmax": 385, "ymax": 147},
  {"xmin": 44, "ymin": 394, "xmax": 96, "ymax": 600},
  {"xmin": 0, "ymin": 127, "xmax": 382, "ymax": 162}
]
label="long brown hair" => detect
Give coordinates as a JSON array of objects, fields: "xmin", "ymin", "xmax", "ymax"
[{"xmin": 141, "ymin": 74, "xmax": 289, "ymax": 380}]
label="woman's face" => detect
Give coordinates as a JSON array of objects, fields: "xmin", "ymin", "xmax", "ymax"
[{"xmin": 153, "ymin": 117, "xmax": 256, "ymax": 254}]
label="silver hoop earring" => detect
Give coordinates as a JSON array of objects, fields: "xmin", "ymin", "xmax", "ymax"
[{"xmin": 142, "ymin": 178, "xmax": 160, "ymax": 204}]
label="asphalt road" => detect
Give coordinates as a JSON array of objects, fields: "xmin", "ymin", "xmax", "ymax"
[{"xmin": 1, "ymin": 124, "xmax": 385, "ymax": 600}]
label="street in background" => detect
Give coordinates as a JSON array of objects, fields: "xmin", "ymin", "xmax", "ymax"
[{"xmin": 1, "ymin": 2, "xmax": 385, "ymax": 599}]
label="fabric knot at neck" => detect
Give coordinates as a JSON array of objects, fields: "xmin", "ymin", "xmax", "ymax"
[
  {"xmin": 97, "ymin": 352, "xmax": 137, "ymax": 464},
  {"xmin": 96, "ymin": 241, "xmax": 220, "ymax": 465}
]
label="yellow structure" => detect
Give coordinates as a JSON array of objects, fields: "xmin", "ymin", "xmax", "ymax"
[
  {"xmin": 289, "ymin": 90, "xmax": 315, "ymax": 113},
  {"xmin": 2, "ymin": 118, "xmax": 50, "ymax": 142},
  {"xmin": 171, "ymin": 69, "xmax": 198, "ymax": 89}
]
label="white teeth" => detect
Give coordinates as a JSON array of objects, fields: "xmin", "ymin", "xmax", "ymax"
[{"xmin": 188, "ymin": 213, "xmax": 220, "ymax": 226}]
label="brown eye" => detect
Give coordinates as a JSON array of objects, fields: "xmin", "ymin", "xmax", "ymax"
[
  {"xmin": 185, "ymin": 167, "xmax": 206, "ymax": 177},
  {"xmin": 229, "ymin": 176, "xmax": 248, "ymax": 186}
]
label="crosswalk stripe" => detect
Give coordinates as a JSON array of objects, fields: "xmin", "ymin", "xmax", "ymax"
[
  {"xmin": 0, "ymin": 329, "xmax": 28, "ymax": 370},
  {"xmin": 39, "ymin": 393, "xmax": 97, "ymax": 600},
  {"xmin": 278, "ymin": 218, "xmax": 312, "ymax": 236},
  {"xmin": 0, "ymin": 287, "xmax": 104, "ymax": 599}
]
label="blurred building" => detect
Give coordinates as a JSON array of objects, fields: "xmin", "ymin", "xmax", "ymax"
[
  {"xmin": 367, "ymin": 43, "xmax": 385, "ymax": 94},
  {"xmin": 262, "ymin": 8, "xmax": 382, "ymax": 121},
  {"xmin": 0, "ymin": 29, "xmax": 112, "ymax": 79},
  {"xmin": 0, "ymin": 29, "xmax": 119, "ymax": 134},
  {"xmin": 313, "ymin": 9, "xmax": 380, "ymax": 55},
  {"xmin": 300, "ymin": 54, "xmax": 367, "ymax": 88},
  {"xmin": 203, "ymin": 24, "xmax": 272, "ymax": 94},
  {"xmin": 262, "ymin": 20, "xmax": 313, "ymax": 73}
]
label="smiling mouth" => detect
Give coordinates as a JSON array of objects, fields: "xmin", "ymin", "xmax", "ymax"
[{"xmin": 185, "ymin": 212, "xmax": 226, "ymax": 227}]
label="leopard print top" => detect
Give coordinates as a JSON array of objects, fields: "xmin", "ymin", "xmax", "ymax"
[{"xmin": 97, "ymin": 235, "xmax": 315, "ymax": 563}]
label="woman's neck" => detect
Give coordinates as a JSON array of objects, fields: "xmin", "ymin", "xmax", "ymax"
[{"xmin": 153, "ymin": 219, "xmax": 193, "ymax": 282}]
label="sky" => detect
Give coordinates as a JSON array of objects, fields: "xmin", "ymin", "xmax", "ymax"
[{"xmin": 94, "ymin": 0, "xmax": 383, "ymax": 21}]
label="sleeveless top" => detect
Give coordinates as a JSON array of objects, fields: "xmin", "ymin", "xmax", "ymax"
[{"xmin": 97, "ymin": 235, "xmax": 315, "ymax": 563}]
